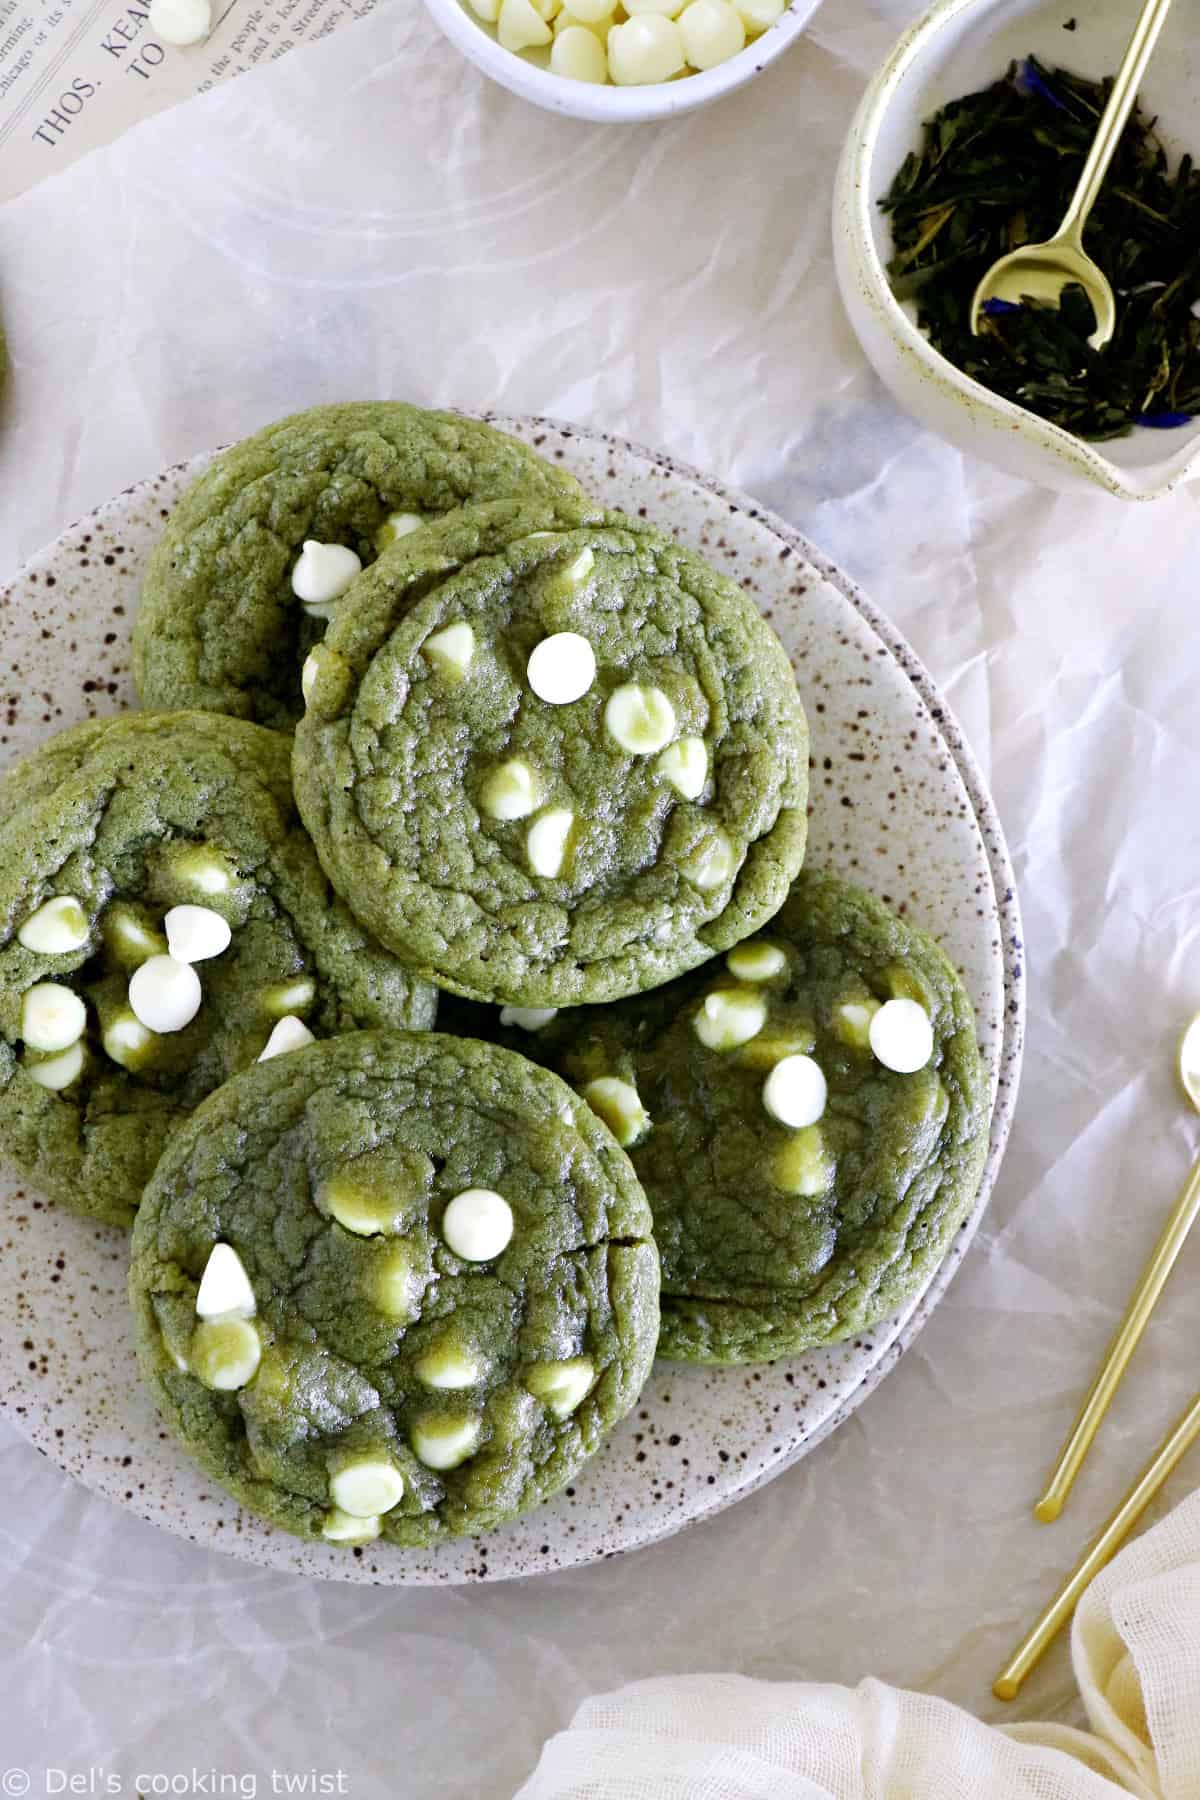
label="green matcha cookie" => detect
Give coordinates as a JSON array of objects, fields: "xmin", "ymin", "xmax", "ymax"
[
  {"xmin": 128, "ymin": 1030, "xmax": 659, "ymax": 1548},
  {"xmin": 523, "ymin": 871, "xmax": 990, "ymax": 1362},
  {"xmin": 134, "ymin": 403, "xmax": 584, "ymax": 733},
  {"xmin": 0, "ymin": 713, "xmax": 437, "ymax": 1228},
  {"xmin": 293, "ymin": 502, "xmax": 809, "ymax": 1007}
]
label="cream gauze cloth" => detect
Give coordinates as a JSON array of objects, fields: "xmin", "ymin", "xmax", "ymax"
[{"xmin": 515, "ymin": 1488, "xmax": 1200, "ymax": 1799}]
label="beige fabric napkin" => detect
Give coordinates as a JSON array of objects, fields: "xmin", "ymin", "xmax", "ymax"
[{"xmin": 515, "ymin": 1489, "xmax": 1200, "ymax": 1798}]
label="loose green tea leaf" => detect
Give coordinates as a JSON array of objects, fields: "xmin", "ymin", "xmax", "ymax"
[{"xmin": 880, "ymin": 57, "xmax": 1200, "ymax": 440}]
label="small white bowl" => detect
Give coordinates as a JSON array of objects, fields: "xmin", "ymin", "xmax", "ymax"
[
  {"xmin": 834, "ymin": 0, "xmax": 1200, "ymax": 500},
  {"xmin": 422, "ymin": 0, "xmax": 825, "ymax": 124}
]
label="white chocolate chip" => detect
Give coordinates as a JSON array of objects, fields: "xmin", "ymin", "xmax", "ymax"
[
  {"xmin": 734, "ymin": 0, "xmax": 782, "ymax": 28},
  {"xmin": 148, "ymin": 0, "xmax": 211, "ymax": 43},
  {"xmin": 581, "ymin": 1076, "xmax": 650, "ymax": 1148},
  {"xmin": 128, "ymin": 956, "xmax": 202, "ymax": 1035},
  {"xmin": 319, "ymin": 1171, "xmax": 401, "ymax": 1237},
  {"xmin": 531, "ymin": 0, "xmax": 562, "ymax": 16},
  {"xmin": 164, "ymin": 904, "xmax": 232, "ymax": 964},
  {"xmin": 604, "ymin": 684, "xmax": 677, "ymax": 755},
  {"xmin": 499, "ymin": 1005, "xmax": 558, "ymax": 1031},
  {"xmin": 21, "ymin": 981, "xmax": 86, "ymax": 1052},
  {"xmin": 172, "ymin": 845, "xmax": 237, "ymax": 896},
  {"xmin": 411, "ymin": 1414, "xmax": 482, "ymax": 1470},
  {"xmin": 498, "ymin": 0, "xmax": 552, "ymax": 50},
  {"xmin": 608, "ymin": 13, "xmax": 685, "ymax": 82},
  {"xmin": 527, "ymin": 808, "xmax": 574, "ymax": 879},
  {"xmin": 423, "ymin": 622, "xmax": 476, "ymax": 679},
  {"xmin": 18, "ymin": 896, "xmax": 89, "ymax": 956},
  {"xmin": 329, "ymin": 1458, "xmax": 404, "ymax": 1517},
  {"xmin": 414, "ymin": 1341, "xmax": 483, "ymax": 1389},
  {"xmin": 552, "ymin": 24, "xmax": 608, "ymax": 79},
  {"xmin": 684, "ymin": 827, "xmax": 735, "ymax": 891},
  {"xmin": 195, "ymin": 1243, "xmax": 257, "ymax": 1321},
  {"xmin": 527, "ymin": 632, "xmax": 596, "ymax": 705},
  {"xmin": 26, "ymin": 1041, "xmax": 84, "ymax": 1091},
  {"xmin": 833, "ymin": 1000, "xmax": 878, "ymax": 1049},
  {"xmin": 526, "ymin": 1356, "xmax": 595, "ymax": 1418},
  {"xmin": 190, "ymin": 1317, "xmax": 261, "ymax": 1391},
  {"xmin": 762, "ymin": 1054, "xmax": 827, "ymax": 1128},
  {"xmin": 692, "ymin": 988, "xmax": 766, "ymax": 1051},
  {"xmin": 374, "ymin": 511, "xmax": 426, "ymax": 551},
  {"xmin": 262, "ymin": 976, "xmax": 316, "ymax": 1017},
  {"xmin": 480, "ymin": 759, "xmax": 540, "ymax": 822},
  {"xmin": 258, "ymin": 1015, "xmax": 316, "ymax": 1061},
  {"xmin": 441, "ymin": 1188, "xmax": 514, "ymax": 1262},
  {"xmin": 372, "ymin": 1244, "xmax": 422, "ymax": 1320},
  {"xmin": 726, "ymin": 942, "xmax": 786, "ymax": 982},
  {"xmin": 555, "ymin": 1, "xmax": 612, "ymax": 25},
  {"xmin": 678, "ymin": 0, "xmax": 745, "ymax": 67},
  {"xmin": 301, "ymin": 651, "xmax": 321, "ymax": 705},
  {"xmin": 291, "ymin": 540, "xmax": 362, "ymax": 608},
  {"xmin": 322, "ymin": 1508, "xmax": 382, "ymax": 1545},
  {"xmin": 102, "ymin": 905, "xmax": 166, "ymax": 969},
  {"xmin": 102, "ymin": 1010, "xmax": 156, "ymax": 1071},
  {"xmin": 869, "ymin": 998, "xmax": 934, "ymax": 1074},
  {"xmin": 772, "ymin": 1126, "xmax": 833, "ymax": 1198},
  {"xmin": 561, "ymin": 547, "xmax": 595, "ymax": 585},
  {"xmin": 656, "ymin": 736, "xmax": 707, "ymax": 799}
]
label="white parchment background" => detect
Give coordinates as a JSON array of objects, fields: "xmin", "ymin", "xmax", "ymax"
[{"xmin": 4, "ymin": 2, "xmax": 1200, "ymax": 1793}]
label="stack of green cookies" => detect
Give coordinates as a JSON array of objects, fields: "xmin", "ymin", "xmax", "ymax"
[{"xmin": 0, "ymin": 402, "xmax": 990, "ymax": 1553}]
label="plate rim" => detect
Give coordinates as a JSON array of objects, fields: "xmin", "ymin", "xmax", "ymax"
[{"xmin": 0, "ymin": 415, "xmax": 1024, "ymax": 1581}]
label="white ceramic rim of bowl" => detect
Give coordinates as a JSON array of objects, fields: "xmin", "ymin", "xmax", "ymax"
[
  {"xmin": 0, "ymin": 414, "xmax": 1025, "ymax": 1582},
  {"xmin": 421, "ymin": 0, "xmax": 826, "ymax": 123},
  {"xmin": 837, "ymin": 0, "xmax": 1200, "ymax": 502}
]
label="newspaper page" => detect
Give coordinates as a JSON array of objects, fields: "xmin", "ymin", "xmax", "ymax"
[{"xmin": 0, "ymin": 0, "xmax": 378, "ymax": 202}]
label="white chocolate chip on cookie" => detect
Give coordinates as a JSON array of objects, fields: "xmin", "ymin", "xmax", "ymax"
[
  {"xmin": 414, "ymin": 1341, "xmax": 483, "ymax": 1390},
  {"xmin": 527, "ymin": 632, "xmax": 595, "ymax": 704},
  {"xmin": 291, "ymin": 540, "xmax": 362, "ymax": 608},
  {"xmin": 869, "ymin": 998, "xmax": 934, "ymax": 1073},
  {"xmin": 684, "ymin": 827, "xmax": 735, "ymax": 891},
  {"xmin": 423, "ymin": 622, "xmax": 476, "ymax": 679},
  {"xmin": 526, "ymin": 808, "xmax": 574, "ymax": 879},
  {"xmin": 26, "ymin": 1041, "xmax": 85, "ymax": 1091},
  {"xmin": 165, "ymin": 904, "xmax": 232, "ymax": 964},
  {"xmin": 525, "ymin": 1356, "xmax": 595, "ymax": 1418},
  {"xmin": 329, "ymin": 1457, "xmax": 404, "ymax": 1517},
  {"xmin": 692, "ymin": 988, "xmax": 766, "ymax": 1051},
  {"xmin": 195, "ymin": 1243, "xmax": 257, "ymax": 1321},
  {"xmin": 604, "ymin": 684, "xmax": 676, "ymax": 755},
  {"xmin": 441, "ymin": 1188, "xmax": 514, "ymax": 1262},
  {"xmin": 656, "ymin": 736, "xmax": 707, "ymax": 799},
  {"xmin": 190, "ymin": 1317, "xmax": 261, "ymax": 1391},
  {"xmin": 581, "ymin": 1076, "xmax": 650, "ymax": 1148},
  {"xmin": 481, "ymin": 759, "xmax": 540, "ymax": 822},
  {"xmin": 374, "ymin": 511, "xmax": 426, "ymax": 551},
  {"xmin": 258, "ymin": 1015, "xmax": 316, "ymax": 1061},
  {"xmin": 128, "ymin": 956, "xmax": 202, "ymax": 1034},
  {"xmin": 762, "ymin": 1054, "xmax": 827, "ymax": 1128},
  {"xmin": 726, "ymin": 942, "xmax": 786, "ymax": 982},
  {"xmin": 19, "ymin": 896, "xmax": 89, "ymax": 956},
  {"xmin": 322, "ymin": 1508, "xmax": 382, "ymax": 1545},
  {"xmin": 411, "ymin": 1414, "xmax": 482, "ymax": 1471},
  {"xmin": 21, "ymin": 981, "xmax": 86, "ymax": 1052},
  {"xmin": 499, "ymin": 1005, "xmax": 558, "ymax": 1031}
]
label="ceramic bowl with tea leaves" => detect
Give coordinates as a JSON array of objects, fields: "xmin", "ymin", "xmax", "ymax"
[{"xmin": 833, "ymin": 0, "xmax": 1200, "ymax": 500}]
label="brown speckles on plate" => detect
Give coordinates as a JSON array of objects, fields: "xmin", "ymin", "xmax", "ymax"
[{"xmin": 0, "ymin": 415, "xmax": 1023, "ymax": 1588}]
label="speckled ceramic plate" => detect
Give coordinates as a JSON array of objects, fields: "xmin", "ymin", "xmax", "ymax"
[{"xmin": 0, "ymin": 416, "xmax": 1023, "ymax": 1584}]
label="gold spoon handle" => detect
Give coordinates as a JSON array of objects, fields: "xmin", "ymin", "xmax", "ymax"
[
  {"xmin": 1058, "ymin": 0, "xmax": 1175, "ymax": 246},
  {"xmin": 994, "ymin": 1387, "xmax": 1200, "ymax": 1701},
  {"xmin": 1035, "ymin": 1149, "xmax": 1200, "ymax": 1523}
]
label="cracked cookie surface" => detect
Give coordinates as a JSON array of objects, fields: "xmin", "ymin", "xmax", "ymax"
[
  {"xmin": 293, "ymin": 501, "xmax": 809, "ymax": 1007},
  {"xmin": 128, "ymin": 1030, "xmax": 659, "ymax": 1546},
  {"xmin": 0, "ymin": 712, "xmax": 436, "ymax": 1227},
  {"xmin": 133, "ymin": 403, "xmax": 584, "ymax": 733}
]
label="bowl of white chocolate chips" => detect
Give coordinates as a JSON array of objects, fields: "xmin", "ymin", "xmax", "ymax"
[{"xmin": 422, "ymin": 0, "xmax": 825, "ymax": 121}]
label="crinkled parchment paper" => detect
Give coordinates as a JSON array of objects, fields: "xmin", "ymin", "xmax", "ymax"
[{"xmin": 3, "ymin": 2, "xmax": 1200, "ymax": 1793}]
